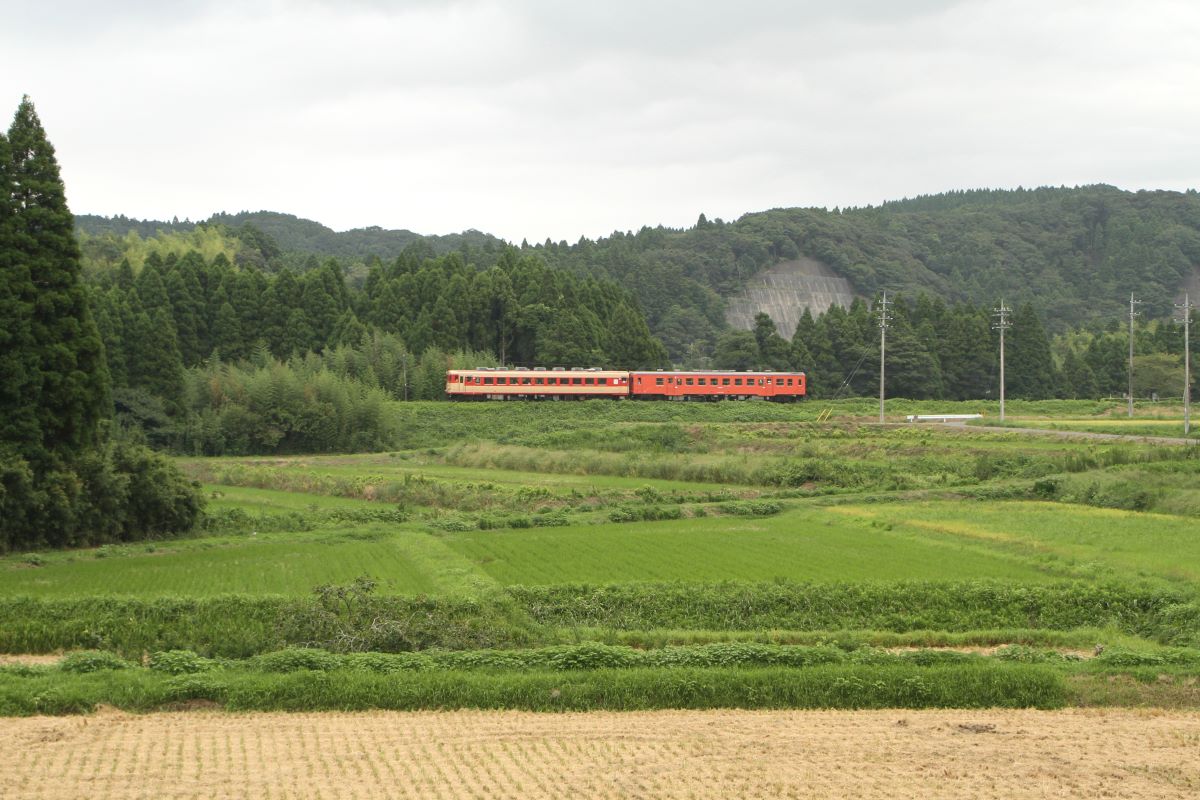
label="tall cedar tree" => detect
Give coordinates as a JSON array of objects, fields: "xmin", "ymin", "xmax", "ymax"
[
  {"xmin": 1, "ymin": 130, "xmax": 43, "ymax": 452},
  {"xmin": 1007, "ymin": 303, "xmax": 1057, "ymax": 399},
  {"xmin": 7, "ymin": 97, "xmax": 109, "ymax": 463}
]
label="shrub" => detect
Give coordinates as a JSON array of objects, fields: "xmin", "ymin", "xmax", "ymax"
[
  {"xmin": 59, "ymin": 650, "xmax": 133, "ymax": 673},
  {"xmin": 253, "ymin": 648, "xmax": 344, "ymax": 673},
  {"xmin": 149, "ymin": 650, "xmax": 217, "ymax": 675},
  {"xmin": 719, "ymin": 500, "xmax": 784, "ymax": 516}
]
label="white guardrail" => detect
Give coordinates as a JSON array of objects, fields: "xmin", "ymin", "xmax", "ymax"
[{"xmin": 905, "ymin": 413, "xmax": 983, "ymax": 422}]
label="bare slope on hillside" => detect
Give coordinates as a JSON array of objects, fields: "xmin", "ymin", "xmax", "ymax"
[{"xmin": 724, "ymin": 256, "xmax": 856, "ymax": 337}]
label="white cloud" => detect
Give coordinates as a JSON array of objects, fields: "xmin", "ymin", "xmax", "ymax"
[{"xmin": 2, "ymin": 0, "xmax": 1198, "ymax": 242}]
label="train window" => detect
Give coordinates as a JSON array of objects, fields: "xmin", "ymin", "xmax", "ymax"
[
  {"xmin": 521, "ymin": 377, "xmax": 532, "ymax": 385},
  {"xmin": 786, "ymin": 378, "xmax": 793, "ymax": 386},
  {"xmin": 765, "ymin": 378, "xmax": 772, "ymax": 385},
  {"xmin": 685, "ymin": 377, "xmax": 694, "ymax": 386},
  {"xmin": 655, "ymin": 377, "xmax": 664, "ymax": 386},
  {"xmin": 584, "ymin": 378, "xmax": 595, "ymax": 385},
  {"xmin": 597, "ymin": 378, "xmax": 607, "ymax": 385},
  {"xmin": 734, "ymin": 378, "xmax": 743, "ymax": 386},
  {"xmin": 758, "ymin": 378, "xmax": 765, "ymax": 386},
  {"xmin": 572, "ymin": 378, "xmax": 582, "ymax": 385},
  {"xmin": 700, "ymin": 378, "xmax": 709, "ymax": 386},
  {"xmin": 535, "ymin": 377, "xmax": 545, "ymax": 385},
  {"xmin": 722, "ymin": 377, "xmax": 731, "ymax": 386},
  {"xmin": 483, "ymin": 377, "xmax": 494, "ymax": 385}
]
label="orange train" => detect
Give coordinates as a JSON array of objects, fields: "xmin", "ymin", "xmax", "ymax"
[{"xmin": 445, "ymin": 368, "xmax": 806, "ymax": 401}]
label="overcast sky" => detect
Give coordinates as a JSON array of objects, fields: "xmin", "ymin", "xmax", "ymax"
[{"xmin": 3, "ymin": 0, "xmax": 1198, "ymax": 242}]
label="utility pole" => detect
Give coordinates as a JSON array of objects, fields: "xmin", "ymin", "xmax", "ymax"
[
  {"xmin": 1128, "ymin": 293, "xmax": 1141, "ymax": 418},
  {"xmin": 877, "ymin": 291, "xmax": 892, "ymax": 424},
  {"xmin": 1177, "ymin": 293, "xmax": 1193, "ymax": 436},
  {"xmin": 992, "ymin": 300, "xmax": 1011, "ymax": 422}
]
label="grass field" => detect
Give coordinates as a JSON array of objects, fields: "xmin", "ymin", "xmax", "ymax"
[
  {"xmin": 3, "ymin": 400, "xmax": 1200, "ymax": 714},
  {"xmin": 971, "ymin": 416, "xmax": 1199, "ymax": 440},
  {"xmin": 444, "ymin": 509, "xmax": 1055, "ymax": 585},
  {"xmin": 0, "ymin": 528, "xmax": 437, "ymax": 598},
  {"xmin": 831, "ymin": 501, "xmax": 1200, "ymax": 584}
]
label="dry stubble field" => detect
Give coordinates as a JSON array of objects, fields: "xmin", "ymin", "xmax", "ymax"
[{"xmin": 3, "ymin": 708, "xmax": 1199, "ymax": 799}]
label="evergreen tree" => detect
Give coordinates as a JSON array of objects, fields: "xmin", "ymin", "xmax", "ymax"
[
  {"xmin": 158, "ymin": 268, "xmax": 199, "ymax": 365},
  {"xmin": 1061, "ymin": 349, "xmax": 1099, "ymax": 399},
  {"xmin": 212, "ymin": 301, "xmax": 244, "ymax": 360},
  {"xmin": 605, "ymin": 302, "xmax": 667, "ymax": 369},
  {"xmin": 713, "ymin": 330, "xmax": 759, "ymax": 371},
  {"xmin": 127, "ymin": 308, "xmax": 185, "ymax": 410},
  {"xmin": 939, "ymin": 308, "xmax": 994, "ymax": 400},
  {"xmin": 0, "ymin": 128, "xmax": 42, "ymax": 453},
  {"xmin": 752, "ymin": 312, "xmax": 793, "ymax": 370},
  {"xmin": 7, "ymin": 96, "xmax": 109, "ymax": 461},
  {"xmin": 1007, "ymin": 303, "xmax": 1057, "ymax": 399}
]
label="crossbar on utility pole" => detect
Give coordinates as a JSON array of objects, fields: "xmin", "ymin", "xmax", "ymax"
[
  {"xmin": 877, "ymin": 291, "xmax": 892, "ymax": 424},
  {"xmin": 992, "ymin": 300, "xmax": 1011, "ymax": 422},
  {"xmin": 1177, "ymin": 293, "xmax": 1194, "ymax": 436},
  {"xmin": 1128, "ymin": 293, "xmax": 1142, "ymax": 418}
]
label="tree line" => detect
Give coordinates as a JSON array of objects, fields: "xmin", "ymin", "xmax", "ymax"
[{"xmin": 712, "ymin": 297, "xmax": 1197, "ymax": 402}]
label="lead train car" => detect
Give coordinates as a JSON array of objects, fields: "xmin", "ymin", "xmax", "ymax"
[{"xmin": 445, "ymin": 368, "xmax": 805, "ymax": 401}]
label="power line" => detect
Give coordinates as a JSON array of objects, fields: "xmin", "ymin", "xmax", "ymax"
[{"xmin": 992, "ymin": 300, "xmax": 1012, "ymax": 422}]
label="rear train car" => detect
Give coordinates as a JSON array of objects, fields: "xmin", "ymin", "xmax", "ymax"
[{"xmin": 628, "ymin": 371, "xmax": 805, "ymax": 401}]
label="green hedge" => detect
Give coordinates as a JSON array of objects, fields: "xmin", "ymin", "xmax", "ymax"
[{"xmin": 0, "ymin": 663, "xmax": 1066, "ymax": 715}]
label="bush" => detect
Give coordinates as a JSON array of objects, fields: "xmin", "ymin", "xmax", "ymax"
[
  {"xmin": 0, "ymin": 443, "xmax": 203, "ymax": 553},
  {"xmin": 718, "ymin": 500, "xmax": 784, "ymax": 516},
  {"xmin": 149, "ymin": 650, "xmax": 217, "ymax": 675},
  {"xmin": 59, "ymin": 650, "xmax": 133, "ymax": 673},
  {"xmin": 253, "ymin": 648, "xmax": 344, "ymax": 673}
]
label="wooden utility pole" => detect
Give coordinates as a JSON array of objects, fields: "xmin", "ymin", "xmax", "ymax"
[
  {"xmin": 1178, "ymin": 293, "xmax": 1193, "ymax": 436},
  {"xmin": 1128, "ymin": 293, "xmax": 1141, "ymax": 418},
  {"xmin": 877, "ymin": 291, "xmax": 891, "ymax": 424},
  {"xmin": 992, "ymin": 300, "xmax": 1011, "ymax": 422}
]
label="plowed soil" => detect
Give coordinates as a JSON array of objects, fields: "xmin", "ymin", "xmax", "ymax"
[{"xmin": 3, "ymin": 708, "xmax": 1198, "ymax": 799}]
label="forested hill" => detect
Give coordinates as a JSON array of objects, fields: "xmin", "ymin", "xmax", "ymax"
[
  {"xmin": 79, "ymin": 185, "xmax": 1200, "ymax": 344},
  {"xmin": 75, "ymin": 211, "xmax": 505, "ymax": 262},
  {"xmin": 533, "ymin": 185, "xmax": 1200, "ymax": 339}
]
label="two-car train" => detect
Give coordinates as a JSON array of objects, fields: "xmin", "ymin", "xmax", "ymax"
[{"xmin": 445, "ymin": 368, "xmax": 806, "ymax": 401}]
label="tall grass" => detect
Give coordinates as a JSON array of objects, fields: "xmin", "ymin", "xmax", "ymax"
[
  {"xmin": 0, "ymin": 662, "xmax": 1067, "ymax": 715},
  {"xmin": 510, "ymin": 581, "xmax": 1197, "ymax": 642}
]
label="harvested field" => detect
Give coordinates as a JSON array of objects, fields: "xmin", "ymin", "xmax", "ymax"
[{"xmin": 3, "ymin": 708, "xmax": 1198, "ymax": 799}]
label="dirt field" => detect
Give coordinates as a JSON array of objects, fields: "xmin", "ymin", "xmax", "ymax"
[{"xmin": 3, "ymin": 708, "xmax": 1198, "ymax": 799}]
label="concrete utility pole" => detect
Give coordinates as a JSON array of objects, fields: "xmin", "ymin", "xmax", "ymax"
[
  {"xmin": 1128, "ymin": 293, "xmax": 1141, "ymax": 418},
  {"xmin": 1178, "ymin": 293, "xmax": 1193, "ymax": 436},
  {"xmin": 992, "ymin": 300, "xmax": 1011, "ymax": 422},
  {"xmin": 877, "ymin": 291, "xmax": 891, "ymax": 424}
]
